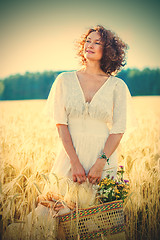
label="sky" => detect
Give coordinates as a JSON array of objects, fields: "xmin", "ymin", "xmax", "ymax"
[{"xmin": 0, "ymin": 0, "xmax": 160, "ymax": 79}]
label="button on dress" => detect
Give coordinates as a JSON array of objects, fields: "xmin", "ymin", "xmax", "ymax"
[{"xmin": 44, "ymin": 71, "xmax": 134, "ymax": 180}]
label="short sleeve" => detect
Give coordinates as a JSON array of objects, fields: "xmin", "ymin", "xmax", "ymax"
[
  {"xmin": 110, "ymin": 79, "xmax": 138, "ymax": 135},
  {"xmin": 42, "ymin": 73, "xmax": 68, "ymax": 126}
]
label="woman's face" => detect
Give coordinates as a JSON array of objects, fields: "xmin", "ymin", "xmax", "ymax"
[{"xmin": 83, "ymin": 31, "xmax": 104, "ymax": 62}]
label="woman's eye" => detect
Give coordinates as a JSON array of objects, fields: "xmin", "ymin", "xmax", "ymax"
[{"xmin": 85, "ymin": 40, "xmax": 100, "ymax": 44}]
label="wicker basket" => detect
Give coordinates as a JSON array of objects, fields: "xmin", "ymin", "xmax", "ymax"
[{"xmin": 57, "ymin": 200, "xmax": 126, "ymax": 240}]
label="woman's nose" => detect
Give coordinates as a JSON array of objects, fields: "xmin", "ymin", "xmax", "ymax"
[{"xmin": 88, "ymin": 42, "xmax": 94, "ymax": 48}]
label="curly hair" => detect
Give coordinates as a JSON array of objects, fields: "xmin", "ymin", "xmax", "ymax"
[{"xmin": 74, "ymin": 25, "xmax": 129, "ymax": 76}]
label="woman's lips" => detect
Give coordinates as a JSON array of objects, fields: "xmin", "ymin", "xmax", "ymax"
[{"xmin": 86, "ymin": 50, "xmax": 94, "ymax": 53}]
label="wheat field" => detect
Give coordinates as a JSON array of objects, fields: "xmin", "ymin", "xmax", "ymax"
[{"xmin": 0, "ymin": 96, "xmax": 160, "ymax": 240}]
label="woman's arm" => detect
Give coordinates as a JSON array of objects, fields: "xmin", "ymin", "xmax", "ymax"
[
  {"xmin": 56, "ymin": 124, "xmax": 86, "ymax": 183},
  {"xmin": 88, "ymin": 133, "xmax": 123, "ymax": 184}
]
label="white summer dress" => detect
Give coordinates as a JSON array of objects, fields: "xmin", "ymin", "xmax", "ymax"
[
  {"xmin": 44, "ymin": 70, "xmax": 134, "ymax": 180},
  {"xmin": 4, "ymin": 71, "xmax": 137, "ymax": 240}
]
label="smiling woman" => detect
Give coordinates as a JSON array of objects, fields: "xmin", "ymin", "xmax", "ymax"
[
  {"xmin": 42, "ymin": 25, "xmax": 136, "ymax": 187},
  {"xmin": 75, "ymin": 25, "xmax": 129, "ymax": 75},
  {"xmin": 3, "ymin": 24, "xmax": 136, "ymax": 240}
]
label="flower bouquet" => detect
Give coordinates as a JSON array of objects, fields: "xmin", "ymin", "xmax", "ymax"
[{"xmin": 96, "ymin": 165, "xmax": 129, "ymax": 203}]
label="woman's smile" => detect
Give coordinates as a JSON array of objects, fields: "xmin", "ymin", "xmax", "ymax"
[{"xmin": 86, "ymin": 50, "xmax": 94, "ymax": 53}]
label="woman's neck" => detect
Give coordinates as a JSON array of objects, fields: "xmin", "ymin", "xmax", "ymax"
[{"xmin": 80, "ymin": 63, "xmax": 107, "ymax": 76}]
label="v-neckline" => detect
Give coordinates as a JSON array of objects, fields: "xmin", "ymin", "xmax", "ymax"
[{"xmin": 74, "ymin": 71, "xmax": 111, "ymax": 104}]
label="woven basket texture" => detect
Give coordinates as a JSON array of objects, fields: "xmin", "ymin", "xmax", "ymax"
[{"xmin": 57, "ymin": 200, "xmax": 126, "ymax": 240}]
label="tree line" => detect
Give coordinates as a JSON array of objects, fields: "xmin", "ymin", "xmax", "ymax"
[{"xmin": 0, "ymin": 68, "xmax": 159, "ymax": 100}]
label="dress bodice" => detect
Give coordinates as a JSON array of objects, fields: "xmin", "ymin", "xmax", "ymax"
[{"xmin": 44, "ymin": 71, "xmax": 132, "ymax": 135}]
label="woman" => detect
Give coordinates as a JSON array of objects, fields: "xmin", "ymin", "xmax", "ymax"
[
  {"xmin": 44, "ymin": 25, "xmax": 130, "ymax": 186},
  {"xmin": 4, "ymin": 25, "xmax": 135, "ymax": 240}
]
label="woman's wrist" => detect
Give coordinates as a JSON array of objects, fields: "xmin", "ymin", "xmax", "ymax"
[
  {"xmin": 96, "ymin": 158, "xmax": 106, "ymax": 168},
  {"xmin": 98, "ymin": 152, "xmax": 110, "ymax": 165},
  {"xmin": 70, "ymin": 155, "xmax": 80, "ymax": 165}
]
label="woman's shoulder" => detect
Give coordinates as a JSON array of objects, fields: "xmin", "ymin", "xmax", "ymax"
[
  {"xmin": 54, "ymin": 71, "xmax": 73, "ymax": 85},
  {"xmin": 111, "ymin": 75, "xmax": 126, "ymax": 84},
  {"xmin": 54, "ymin": 71, "xmax": 75, "ymax": 90},
  {"xmin": 111, "ymin": 76, "xmax": 127, "ymax": 88},
  {"xmin": 56, "ymin": 71, "xmax": 75, "ymax": 82},
  {"xmin": 57, "ymin": 71, "xmax": 74, "ymax": 78}
]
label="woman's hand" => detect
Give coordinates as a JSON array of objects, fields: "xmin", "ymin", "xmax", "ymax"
[
  {"xmin": 87, "ymin": 158, "xmax": 106, "ymax": 184},
  {"xmin": 71, "ymin": 160, "xmax": 87, "ymax": 184},
  {"xmin": 56, "ymin": 124, "xmax": 86, "ymax": 184}
]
